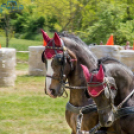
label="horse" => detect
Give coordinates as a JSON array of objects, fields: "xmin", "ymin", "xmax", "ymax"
[
  {"xmin": 81, "ymin": 62, "xmax": 134, "ymax": 134},
  {"xmin": 41, "ymin": 30, "xmax": 121, "ymax": 134}
]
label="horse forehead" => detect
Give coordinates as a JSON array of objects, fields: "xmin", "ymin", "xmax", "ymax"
[
  {"xmin": 46, "ymin": 59, "xmax": 53, "ymax": 72},
  {"xmin": 47, "ymin": 59, "xmax": 52, "ymax": 66}
]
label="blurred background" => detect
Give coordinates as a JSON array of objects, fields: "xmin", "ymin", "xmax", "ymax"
[
  {"xmin": 0, "ymin": 0, "xmax": 134, "ymax": 47},
  {"xmin": 0, "ymin": 0, "xmax": 134, "ymax": 134}
]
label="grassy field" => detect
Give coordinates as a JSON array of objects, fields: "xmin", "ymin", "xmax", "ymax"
[
  {"xmin": 0, "ymin": 74, "xmax": 70, "ymax": 134},
  {"xmin": 0, "ymin": 37, "xmax": 43, "ymax": 62},
  {"xmin": 16, "ymin": 52, "xmax": 29, "ymax": 63},
  {"xmin": 0, "ymin": 37, "xmax": 71, "ymax": 134},
  {"xmin": 0, "ymin": 37, "xmax": 42, "ymax": 51}
]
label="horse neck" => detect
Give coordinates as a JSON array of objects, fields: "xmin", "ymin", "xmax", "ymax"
[
  {"xmin": 106, "ymin": 64, "xmax": 134, "ymax": 106},
  {"xmin": 67, "ymin": 47, "xmax": 97, "ymax": 106},
  {"xmin": 68, "ymin": 67, "xmax": 89, "ymax": 106},
  {"xmin": 114, "ymin": 76, "xmax": 134, "ymax": 106}
]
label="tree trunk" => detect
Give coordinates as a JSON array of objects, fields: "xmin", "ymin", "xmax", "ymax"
[
  {"xmin": 4, "ymin": 14, "xmax": 9, "ymax": 48},
  {"xmin": 5, "ymin": 27, "xmax": 9, "ymax": 47}
]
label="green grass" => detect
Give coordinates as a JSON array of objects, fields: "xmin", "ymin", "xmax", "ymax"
[
  {"xmin": 0, "ymin": 37, "xmax": 42, "ymax": 51},
  {"xmin": 0, "ymin": 37, "xmax": 71, "ymax": 133},
  {"xmin": 16, "ymin": 63, "xmax": 28, "ymax": 71},
  {"xmin": 16, "ymin": 52, "xmax": 29, "ymax": 62},
  {"xmin": 0, "ymin": 75, "xmax": 70, "ymax": 134}
]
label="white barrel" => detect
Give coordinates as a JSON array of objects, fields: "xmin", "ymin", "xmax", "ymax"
[
  {"xmin": 120, "ymin": 50, "xmax": 134, "ymax": 72},
  {"xmin": 29, "ymin": 46, "xmax": 46, "ymax": 76},
  {"xmin": 0, "ymin": 48, "xmax": 16, "ymax": 87},
  {"xmin": 89, "ymin": 45, "xmax": 123, "ymax": 60}
]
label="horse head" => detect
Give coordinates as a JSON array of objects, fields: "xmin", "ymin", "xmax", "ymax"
[
  {"xmin": 81, "ymin": 64, "xmax": 117, "ymax": 127},
  {"xmin": 41, "ymin": 30, "xmax": 77, "ymax": 98}
]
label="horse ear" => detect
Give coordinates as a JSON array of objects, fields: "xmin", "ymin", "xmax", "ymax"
[
  {"xmin": 96, "ymin": 64, "xmax": 104, "ymax": 81},
  {"xmin": 53, "ymin": 32, "xmax": 62, "ymax": 47},
  {"xmin": 81, "ymin": 64, "xmax": 90, "ymax": 82},
  {"xmin": 41, "ymin": 29, "xmax": 50, "ymax": 43}
]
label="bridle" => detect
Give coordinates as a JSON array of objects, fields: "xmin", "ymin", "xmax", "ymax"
[
  {"xmin": 88, "ymin": 76, "xmax": 117, "ymax": 114},
  {"xmin": 87, "ymin": 75, "xmax": 134, "ymax": 134},
  {"xmin": 43, "ymin": 38, "xmax": 87, "ymax": 96}
]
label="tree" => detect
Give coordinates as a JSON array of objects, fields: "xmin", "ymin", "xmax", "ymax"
[
  {"xmin": 0, "ymin": 0, "xmax": 21, "ymax": 47},
  {"xmin": 0, "ymin": 9, "xmax": 12, "ymax": 47},
  {"xmin": 85, "ymin": 2, "xmax": 127, "ymax": 45}
]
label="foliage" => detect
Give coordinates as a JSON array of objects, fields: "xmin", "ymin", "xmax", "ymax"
[
  {"xmin": 85, "ymin": 2, "xmax": 134, "ymax": 45},
  {"xmin": 1, "ymin": 0, "xmax": 134, "ymax": 45}
]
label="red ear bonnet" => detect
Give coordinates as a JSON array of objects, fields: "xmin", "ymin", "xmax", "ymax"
[
  {"xmin": 53, "ymin": 32, "xmax": 62, "ymax": 47},
  {"xmin": 41, "ymin": 29, "xmax": 50, "ymax": 43},
  {"xmin": 87, "ymin": 65, "xmax": 106, "ymax": 97},
  {"xmin": 95, "ymin": 64, "xmax": 104, "ymax": 82},
  {"xmin": 41, "ymin": 30, "xmax": 63, "ymax": 59}
]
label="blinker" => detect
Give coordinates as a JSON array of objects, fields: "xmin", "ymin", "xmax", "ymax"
[
  {"xmin": 41, "ymin": 51, "xmax": 47, "ymax": 63},
  {"xmin": 54, "ymin": 54, "xmax": 65, "ymax": 65}
]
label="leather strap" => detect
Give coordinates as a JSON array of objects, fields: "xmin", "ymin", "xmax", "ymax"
[
  {"xmin": 66, "ymin": 102, "xmax": 97, "ymax": 114},
  {"xmin": 115, "ymin": 106, "xmax": 134, "ymax": 120},
  {"xmin": 66, "ymin": 102, "xmax": 83, "ymax": 114},
  {"xmin": 65, "ymin": 85, "xmax": 87, "ymax": 89}
]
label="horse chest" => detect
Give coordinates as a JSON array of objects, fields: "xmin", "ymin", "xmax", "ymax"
[
  {"xmin": 65, "ymin": 110, "xmax": 98, "ymax": 133},
  {"xmin": 65, "ymin": 110, "xmax": 78, "ymax": 133}
]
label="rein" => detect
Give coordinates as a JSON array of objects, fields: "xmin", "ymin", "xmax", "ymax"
[
  {"xmin": 117, "ymin": 89, "xmax": 134, "ymax": 109},
  {"xmin": 45, "ymin": 39, "xmax": 87, "ymax": 92},
  {"xmin": 44, "ymin": 39, "xmax": 69, "ymax": 97},
  {"xmin": 88, "ymin": 89, "xmax": 134, "ymax": 134},
  {"xmin": 86, "ymin": 77, "xmax": 134, "ymax": 134},
  {"xmin": 88, "ymin": 81, "xmax": 106, "ymax": 87},
  {"xmin": 64, "ymin": 85, "xmax": 87, "ymax": 89},
  {"xmin": 46, "ymin": 75, "xmax": 87, "ymax": 89}
]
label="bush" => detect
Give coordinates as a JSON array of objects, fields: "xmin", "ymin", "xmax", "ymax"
[
  {"xmin": 85, "ymin": 2, "xmax": 134, "ymax": 46},
  {"xmin": 11, "ymin": 11, "xmax": 58, "ymax": 40}
]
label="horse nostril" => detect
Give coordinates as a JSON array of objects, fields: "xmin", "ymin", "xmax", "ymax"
[
  {"xmin": 50, "ymin": 89, "xmax": 56, "ymax": 95},
  {"xmin": 106, "ymin": 121, "xmax": 113, "ymax": 127}
]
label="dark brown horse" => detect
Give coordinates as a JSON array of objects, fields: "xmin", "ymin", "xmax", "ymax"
[
  {"xmin": 41, "ymin": 30, "xmax": 121, "ymax": 134},
  {"xmin": 82, "ymin": 63, "xmax": 134, "ymax": 134}
]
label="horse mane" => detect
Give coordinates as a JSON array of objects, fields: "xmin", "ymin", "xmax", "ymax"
[
  {"xmin": 58, "ymin": 32, "xmax": 97, "ymax": 64},
  {"xmin": 90, "ymin": 57, "xmax": 121, "ymax": 72},
  {"xmin": 106, "ymin": 62, "xmax": 134, "ymax": 77},
  {"xmin": 57, "ymin": 31, "xmax": 87, "ymax": 47},
  {"xmin": 98, "ymin": 56, "xmax": 134, "ymax": 76},
  {"xmin": 98, "ymin": 56, "xmax": 122, "ymax": 65}
]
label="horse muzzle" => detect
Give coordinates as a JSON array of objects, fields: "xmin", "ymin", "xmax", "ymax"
[{"xmin": 100, "ymin": 113, "xmax": 114, "ymax": 127}]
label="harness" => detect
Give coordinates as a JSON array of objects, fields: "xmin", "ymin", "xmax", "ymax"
[
  {"xmin": 44, "ymin": 38, "xmax": 87, "ymax": 97},
  {"xmin": 79, "ymin": 75, "xmax": 134, "ymax": 134},
  {"xmin": 45, "ymin": 39, "xmax": 67, "ymax": 84},
  {"xmin": 75, "ymin": 76, "xmax": 117, "ymax": 134},
  {"xmin": 89, "ymin": 77, "xmax": 116, "ymax": 114},
  {"xmin": 44, "ymin": 39, "xmax": 134, "ymax": 134}
]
